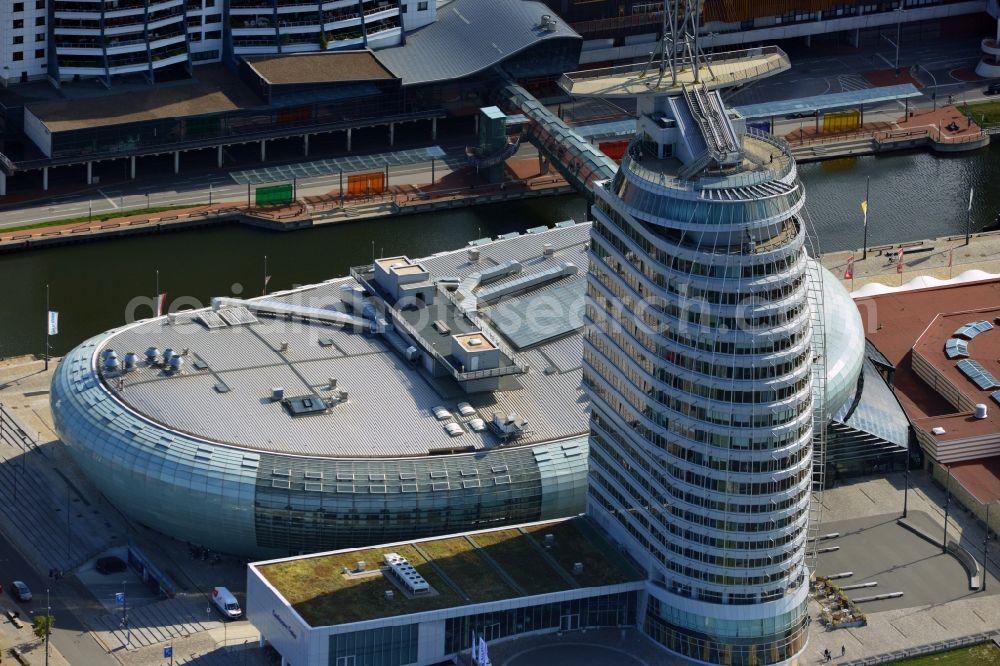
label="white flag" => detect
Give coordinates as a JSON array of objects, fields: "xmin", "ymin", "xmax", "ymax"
[
  {"xmin": 478, "ymin": 637, "xmax": 491, "ymax": 666},
  {"xmin": 968, "ymin": 187, "xmax": 974, "ymax": 213},
  {"xmin": 47, "ymin": 311, "xmax": 59, "ymax": 336}
]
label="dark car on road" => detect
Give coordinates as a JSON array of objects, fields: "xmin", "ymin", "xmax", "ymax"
[
  {"xmin": 985, "ymin": 82, "xmax": 1000, "ymax": 96},
  {"xmin": 10, "ymin": 581, "xmax": 31, "ymax": 602},
  {"xmin": 96, "ymin": 556, "xmax": 127, "ymax": 575}
]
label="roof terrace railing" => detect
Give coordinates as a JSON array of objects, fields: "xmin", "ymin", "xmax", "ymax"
[
  {"xmin": 622, "ymin": 127, "xmax": 794, "ymax": 194},
  {"xmin": 559, "ymin": 45, "xmax": 790, "ymax": 94}
]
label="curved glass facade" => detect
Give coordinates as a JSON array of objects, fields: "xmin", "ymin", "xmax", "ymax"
[
  {"xmin": 51, "ymin": 333, "xmax": 588, "ymax": 558},
  {"xmin": 583, "ymin": 130, "xmax": 816, "ymax": 665}
]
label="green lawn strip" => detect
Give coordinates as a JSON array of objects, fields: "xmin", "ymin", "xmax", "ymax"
[
  {"xmin": 889, "ymin": 642, "xmax": 1000, "ymax": 665},
  {"xmin": 2, "ymin": 204, "xmax": 201, "ymax": 234},
  {"xmin": 417, "ymin": 536, "xmax": 516, "ymax": 604},
  {"xmin": 466, "ymin": 529, "xmax": 564, "ymax": 595},
  {"xmin": 961, "ymin": 100, "xmax": 1000, "ymax": 126},
  {"xmin": 522, "ymin": 519, "xmax": 642, "ymax": 588},
  {"xmin": 258, "ymin": 544, "xmax": 460, "ymax": 627},
  {"xmin": 468, "ymin": 529, "xmax": 569, "ymax": 596}
]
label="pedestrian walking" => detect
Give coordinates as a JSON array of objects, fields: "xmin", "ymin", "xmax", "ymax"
[{"xmin": 842, "ymin": 645, "xmax": 846, "ymax": 657}]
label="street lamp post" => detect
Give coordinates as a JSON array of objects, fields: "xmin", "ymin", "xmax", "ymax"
[
  {"xmin": 942, "ymin": 466, "xmax": 953, "ymax": 553},
  {"xmin": 894, "ymin": 8, "xmax": 903, "ymax": 74},
  {"xmin": 983, "ymin": 502, "xmax": 993, "ymax": 592},
  {"xmin": 902, "ymin": 440, "xmax": 910, "ymax": 519},
  {"xmin": 45, "ymin": 588, "xmax": 50, "ymax": 666},
  {"xmin": 66, "ymin": 482, "xmax": 71, "ymax": 564}
]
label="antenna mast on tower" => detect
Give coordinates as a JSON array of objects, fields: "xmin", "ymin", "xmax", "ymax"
[{"xmin": 643, "ymin": 0, "xmax": 713, "ymax": 88}]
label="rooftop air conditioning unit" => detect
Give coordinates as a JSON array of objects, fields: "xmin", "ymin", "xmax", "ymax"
[
  {"xmin": 271, "ymin": 387, "xmax": 284, "ymax": 402},
  {"xmin": 468, "ymin": 248, "xmax": 480, "ymax": 262},
  {"xmin": 542, "ymin": 244, "xmax": 554, "ymax": 257}
]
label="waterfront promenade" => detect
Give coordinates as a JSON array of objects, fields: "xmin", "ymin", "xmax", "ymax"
[
  {"xmin": 819, "ymin": 229, "xmax": 1000, "ymax": 292},
  {"xmin": 0, "ymin": 156, "xmax": 570, "ymax": 252}
]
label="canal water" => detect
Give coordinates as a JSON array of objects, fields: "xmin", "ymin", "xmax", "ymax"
[{"xmin": 0, "ymin": 144, "xmax": 997, "ymax": 357}]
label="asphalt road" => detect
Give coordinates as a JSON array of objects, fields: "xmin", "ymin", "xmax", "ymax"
[{"xmin": 0, "ymin": 531, "xmax": 114, "ymax": 665}]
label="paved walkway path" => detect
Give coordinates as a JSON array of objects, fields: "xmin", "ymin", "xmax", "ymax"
[
  {"xmin": 806, "ymin": 471, "xmax": 1000, "ymax": 664},
  {"xmin": 818, "ymin": 226, "xmax": 1000, "ymax": 293},
  {"xmin": 0, "ymin": 357, "xmax": 268, "ymax": 666}
]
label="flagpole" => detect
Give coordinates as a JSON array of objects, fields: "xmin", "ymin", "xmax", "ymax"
[
  {"xmin": 966, "ymin": 185, "xmax": 974, "ymax": 246},
  {"xmin": 45, "ymin": 284, "xmax": 50, "ymax": 371},
  {"xmin": 263, "ymin": 255, "xmax": 268, "ymax": 296},
  {"xmin": 863, "ymin": 176, "xmax": 870, "ymax": 261},
  {"xmin": 155, "ymin": 270, "xmax": 159, "ymax": 313}
]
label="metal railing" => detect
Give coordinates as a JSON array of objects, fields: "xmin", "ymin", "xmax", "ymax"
[
  {"xmin": 841, "ymin": 632, "xmax": 999, "ymax": 666},
  {"xmin": 623, "ymin": 128, "xmax": 794, "ymax": 193},
  {"xmin": 560, "ymin": 45, "xmax": 790, "ymax": 92}
]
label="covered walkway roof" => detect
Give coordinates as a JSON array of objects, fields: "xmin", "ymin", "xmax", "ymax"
[
  {"xmin": 734, "ymin": 84, "xmax": 922, "ymax": 119},
  {"xmin": 374, "ymin": 0, "xmax": 580, "ymax": 86}
]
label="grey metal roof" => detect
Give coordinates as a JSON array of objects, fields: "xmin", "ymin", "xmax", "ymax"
[
  {"xmin": 734, "ymin": 84, "xmax": 922, "ymax": 120},
  {"xmin": 373, "ymin": 0, "xmax": 581, "ymax": 86},
  {"xmin": 96, "ymin": 225, "xmax": 591, "ymax": 459},
  {"xmin": 230, "ymin": 146, "xmax": 448, "ymax": 185}
]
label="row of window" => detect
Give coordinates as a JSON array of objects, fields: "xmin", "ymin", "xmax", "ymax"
[
  {"xmin": 587, "ymin": 330, "xmax": 811, "ymax": 408},
  {"xmin": 10, "ymin": 1, "xmax": 45, "ymax": 11},
  {"xmin": 592, "ymin": 410, "xmax": 808, "ymax": 520},
  {"xmin": 644, "ymin": 597, "xmax": 807, "ymax": 666},
  {"xmin": 592, "ymin": 465, "xmax": 802, "ymax": 574},
  {"xmin": 592, "ymin": 408, "xmax": 810, "ymax": 477},
  {"xmin": 589, "ymin": 411, "xmax": 810, "ymax": 520},
  {"xmin": 587, "ymin": 303, "xmax": 808, "ymax": 412},
  {"xmin": 592, "ymin": 252, "xmax": 807, "ymax": 334},
  {"xmin": 584, "ymin": 332, "xmax": 810, "ymax": 451},
  {"xmin": 586, "ymin": 276, "xmax": 809, "ymax": 377},
  {"xmin": 9, "ymin": 49, "xmax": 44, "ymax": 60},
  {"xmin": 10, "ymin": 16, "xmax": 45, "ymax": 28},
  {"xmin": 610, "ymin": 171, "xmax": 804, "ymax": 232},
  {"xmin": 592, "ymin": 217, "xmax": 805, "ymax": 306},
  {"xmin": 586, "ymin": 274, "xmax": 810, "ymax": 360},
  {"xmin": 590, "ymin": 425, "xmax": 809, "ymax": 549},
  {"xmin": 590, "ymin": 481, "xmax": 804, "ymax": 591},
  {"xmin": 584, "ymin": 344, "xmax": 809, "ymax": 435},
  {"xmin": 10, "ymin": 33, "xmax": 45, "ymax": 44},
  {"xmin": 595, "ymin": 199, "xmax": 802, "ymax": 280},
  {"xmin": 585, "ymin": 352, "xmax": 809, "ymax": 437}
]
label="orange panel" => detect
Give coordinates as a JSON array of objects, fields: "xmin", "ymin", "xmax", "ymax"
[{"xmin": 346, "ymin": 172, "xmax": 386, "ymax": 196}]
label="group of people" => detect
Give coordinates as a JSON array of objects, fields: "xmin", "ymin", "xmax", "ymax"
[{"xmin": 821, "ymin": 646, "xmax": 847, "ymax": 661}]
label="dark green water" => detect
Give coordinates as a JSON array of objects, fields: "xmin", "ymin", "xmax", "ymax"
[{"xmin": 0, "ymin": 144, "xmax": 997, "ymax": 357}]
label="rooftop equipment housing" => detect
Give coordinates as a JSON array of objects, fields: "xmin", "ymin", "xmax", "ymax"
[{"xmin": 383, "ymin": 552, "xmax": 430, "ymax": 594}]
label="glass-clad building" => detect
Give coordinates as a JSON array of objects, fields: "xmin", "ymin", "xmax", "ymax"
[
  {"xmin": 581, "ymin": 83, "xmax": 827, "ymax": 665},
  {"xmin": 50, "ymin": 225, "xmax": 595, "ymax": 559}
]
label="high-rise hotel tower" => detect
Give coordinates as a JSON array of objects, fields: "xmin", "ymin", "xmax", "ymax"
[{"xmin": 561, "ymin": 13, "xmax": 820, "ymax": 665}]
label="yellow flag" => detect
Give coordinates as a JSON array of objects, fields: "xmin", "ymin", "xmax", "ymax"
[{"xmin": 860, "ymin": 200, "xmax": 868, "ymax": 226}]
